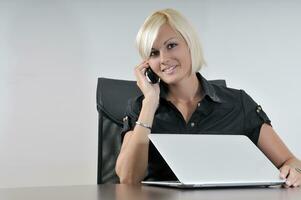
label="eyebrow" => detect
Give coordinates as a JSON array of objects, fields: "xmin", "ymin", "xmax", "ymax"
[{"xmin": 151, "ymin": 37, "xmax": 177, "ymax": 51}]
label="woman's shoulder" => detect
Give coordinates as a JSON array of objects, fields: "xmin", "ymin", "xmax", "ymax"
[
  {"xmin": 213, "ymin": 84, "xmax": 242, "ymax": 95},
  {"xmin": 199, "ymin": 73, "xmax": 248, "ymax": 103},
  {"xmin": 211, "ymin": 83, "xmax": 251, "ymax": 104}
]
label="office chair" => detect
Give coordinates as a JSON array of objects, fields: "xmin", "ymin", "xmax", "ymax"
[{"xmin": 96, "ymin": 77, "xmax": 226, "ymax": 184}]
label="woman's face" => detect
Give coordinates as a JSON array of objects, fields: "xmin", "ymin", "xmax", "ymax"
[{"xmin": 148, "ymin": 24, "xmax": 192, "ymax": 84}]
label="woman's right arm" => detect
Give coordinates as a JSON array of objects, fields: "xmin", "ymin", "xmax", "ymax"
[{"xmin": 115, "ymin": 61, "xmax": 160, "ymax": 184}]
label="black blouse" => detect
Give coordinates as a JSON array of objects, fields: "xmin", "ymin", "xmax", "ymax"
[{"xmin": 121, "ymin": 73, "xmax": 271, "ymax": 181}]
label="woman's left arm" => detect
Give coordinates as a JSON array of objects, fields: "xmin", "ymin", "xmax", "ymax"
[{"xmin": 258, "ymin": 123, "xmax": 301, "ymax": 187}]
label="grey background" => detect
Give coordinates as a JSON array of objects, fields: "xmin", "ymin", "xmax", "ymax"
[{"xmin": 0, "ymin": 0, "xmax": 300, "ymax": 188}]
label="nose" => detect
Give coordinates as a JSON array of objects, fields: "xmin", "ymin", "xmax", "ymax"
[{"xmin": 160, "ymin": 49, "xmax": 171, "ymax": 65}]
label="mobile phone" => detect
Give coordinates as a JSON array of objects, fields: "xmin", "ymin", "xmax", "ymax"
[{"xmin": 145, "ymin": 67, "xmax": 160, "ymax": 84}]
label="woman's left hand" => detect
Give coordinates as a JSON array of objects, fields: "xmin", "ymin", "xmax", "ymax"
[{"xmin": 280, "ymin": 164, "xmax": 301, "ymax": 187}]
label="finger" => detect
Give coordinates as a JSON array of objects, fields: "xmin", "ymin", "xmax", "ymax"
[
  {"xmin": 285, "ymin": 178, "xmax": 297, "ymax": 187},
  {"xmin": 135, "ymin": 62, "xmax": 149, "ymax": 80},
  {"xmin": 283, "ymin": 184, "xmax": 290, "ymax": 188},
  {"xmin": 135, "ymin": 65, "xmax": 154, "ymax": 91},
  {"xmin": 285, "ymin": 168, "xmax": 298, "ymax": 187},
  {"xmin": 293, "ymin": 179, "xmax": 301, "ymax": 187},
  {"xmin": 135, "ymin": 60, "xmax": 149, "ymax": 70},
  {"xmin": 280, "ymin": 165, "xmax": 290, "ymax": 179},
  {"xmin": 292, "ymin": 168, "xmax": 301, "ymax": 187},
  {"xmin": 135, "ymin": 62, "xmax": 146, "ymax": 75},
  {"xmin": 135, "ymin": 66, "xmax": 148, "ymax": 84},
  {"xmin": 280, "ymin": 166, "xmax": 292, "ymax": 187}
]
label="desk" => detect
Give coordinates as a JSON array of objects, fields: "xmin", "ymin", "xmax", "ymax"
[{"xmin": 0, "ymin": 184, "xmax": 300, "ymax": 200}]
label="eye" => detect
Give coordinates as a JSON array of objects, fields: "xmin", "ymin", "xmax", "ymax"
[
  {"xmin": 167, "ymin": 43, "xmax": 177, "ymax": 49},
  {"xmin": 150, "ymin": 50, "xmax": 159, "ymax": 57}
]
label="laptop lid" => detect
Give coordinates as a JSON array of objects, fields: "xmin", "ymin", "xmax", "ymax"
[{"xmin": 147, "ymin": 134, "xmax": 284, "ymax": 186}]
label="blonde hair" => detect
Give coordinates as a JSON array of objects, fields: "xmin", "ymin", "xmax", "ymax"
[{"xmin": 136, "ymin": 8, "xmax": 206, "ymax": 72}]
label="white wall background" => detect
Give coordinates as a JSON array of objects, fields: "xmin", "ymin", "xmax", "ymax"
[{"xmin": 0, "ymin": 0, "xmax": 300, "ymax": 188}]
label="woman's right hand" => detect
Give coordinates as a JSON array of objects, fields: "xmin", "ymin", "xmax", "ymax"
[
  {"xmin": 116, "ymin": 61, "xmax": 160, "ymax": 184},
  {"xmin": 135, "ymin": 61, "xmax": 160, "ymax": 108}
]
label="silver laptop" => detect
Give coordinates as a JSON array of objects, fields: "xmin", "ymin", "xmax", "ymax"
[{"xmin": 142, "ymin": 134, "xmax": 285, "ymax": 188}]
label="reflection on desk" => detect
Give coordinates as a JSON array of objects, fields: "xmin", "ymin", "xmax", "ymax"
[{"xmin": 0, "ymin": 184, "xmax": 300, "ymax": 200}]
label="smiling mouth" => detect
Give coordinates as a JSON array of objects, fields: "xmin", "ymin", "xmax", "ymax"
[{"xmin": 162, "ymin": 65, "xmax": 177, "ymax": 73}]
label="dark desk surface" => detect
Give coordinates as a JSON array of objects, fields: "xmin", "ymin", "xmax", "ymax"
[{"xmin": 1, "ymin": 184, "xmax": 300, "ymax": 200}]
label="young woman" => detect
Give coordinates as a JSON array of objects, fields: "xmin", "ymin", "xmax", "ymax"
[{"xmin": 115, "ymin": 8, "xmax": 301, "ymax": 187}]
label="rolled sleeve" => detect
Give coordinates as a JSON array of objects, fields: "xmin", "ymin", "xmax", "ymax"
[{"xmin": 240, "ymin": 90, "xmax": 271, "ymax": 144}]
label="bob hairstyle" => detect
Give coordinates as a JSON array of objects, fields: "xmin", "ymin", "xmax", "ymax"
[{"xmin": 136, "ymin": 8, "xmax": 206, "ymax": 72}]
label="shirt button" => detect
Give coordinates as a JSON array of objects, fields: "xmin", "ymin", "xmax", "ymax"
[
  {"xmin": 123, "ymin": 116, "xmax": 128, "ymax": 122},
  {"xmin": 256, "ymin": 106, "xmax": 262, "ymax": 113},
  {"xmin": 190, "ymin": 122, "xmax": 195, "ymax": 127}
]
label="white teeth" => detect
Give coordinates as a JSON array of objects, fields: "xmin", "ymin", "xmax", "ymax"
[{"xmin": 163, "ymin": 65, "xmax": 176, "ymax": 73}]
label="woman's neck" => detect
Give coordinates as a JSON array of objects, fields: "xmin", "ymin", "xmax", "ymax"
[{"xmin": 167, "ymin": 73, "xmax": 202, "ymax": 103}]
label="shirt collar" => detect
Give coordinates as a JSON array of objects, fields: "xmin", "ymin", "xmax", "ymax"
[
  {"xmin": 197, "ymin": 73, "xmax": 222, "ymax": 103},
  {"xmin": 159, "ymin": 72, "xmax": 222, "ymax": 103}
]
